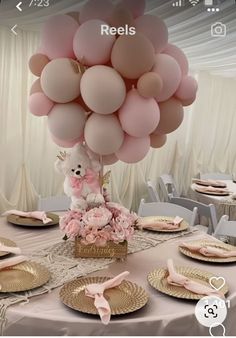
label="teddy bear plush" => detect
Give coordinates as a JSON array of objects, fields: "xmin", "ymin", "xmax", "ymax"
[{"xmin": 55, "ymin": 143, "xmax": 105, "ymax": 210}]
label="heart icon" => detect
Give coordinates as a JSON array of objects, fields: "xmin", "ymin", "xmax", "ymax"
[
  {"xmin": 209, "ymin": 323, "xmax": 226, "ymax": 336},
  {"xmin": 209, "ymin": 276, "xmax": 226, "ymax": 291}
]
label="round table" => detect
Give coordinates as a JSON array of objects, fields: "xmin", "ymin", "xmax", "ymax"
[
  {"xmin": 191, "ymin": 180, "xmax": 236, "ymax": 221},
  {"xmin": 1, "ymin": 216, "xmax": 236, "ymax": 336}
]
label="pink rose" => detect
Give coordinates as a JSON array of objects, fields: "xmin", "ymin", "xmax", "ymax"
[
  {"xmin": 64, "ymin": 220, "xmax": 82, "ymax": 239},
  {"xmin": 83, "ymin": 207, "xmax": 112, "ymax": 228}
]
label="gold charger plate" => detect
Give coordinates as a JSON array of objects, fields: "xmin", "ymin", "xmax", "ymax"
[
  {"xmin": 179, "ymin": 240, "xmax": 236, "ymax": 263},
  {"xmin": 7, "ymin": 212, "xmax": 59, "ymax": 227},
  {"xmin": 0, "ymin": 237, "xmax": 17, "ymax": 257},
  {"xmin": 138, "ymin": 216, "xmax": 189, "ymax": 233},
  {"xmin": 0, "ymin": 261, "xmax": 50, "ymax": 292},
  {"xmin": 60, "ymin": 276, "xmax": 148, "ymax": 316},
  {"xmin": 194, "ymin": 187, "xmax": 230, "ymax": 196},
  {"xmin": 147, "ymin": 266, "xmax": 228, "ymax": 300}
]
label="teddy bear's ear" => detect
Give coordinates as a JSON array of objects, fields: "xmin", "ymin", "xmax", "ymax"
[{"xmin": 72, "ymin": 143, "xmax": 88, "ymax": 158}]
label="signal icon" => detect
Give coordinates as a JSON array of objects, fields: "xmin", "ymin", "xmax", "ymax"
[{"xmin": 172, "ymin": 0, "xmax": 185, "ymax": 6}]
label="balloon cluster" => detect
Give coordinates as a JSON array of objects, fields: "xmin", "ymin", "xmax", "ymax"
[{"xmin": 28, "ymin": 0, "xmax": 198, "ymax": 165}]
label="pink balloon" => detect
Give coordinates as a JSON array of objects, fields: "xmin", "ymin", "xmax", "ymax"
[
  {"xmin": 164, "ymin": 43, "xmax": 189, "ymax": 76},
  {"xmin": 116, "ymin": 134, "xmax": 150, "ymax": 163},
  {"xmin": 51, "ymin": 136, "xmax": 83, "ymax": 148},
  {"xmin": 121, "ymin": 0, "xmax": 146, "ymax": 18},
  {"xmin": 41, "ymin": 15, "xmax": 79, "ymax": 59},
  {"xmin": 175, "ymin": 76, "xmax": 198, "ymax": 101},
  {"xmin": 29, "ymin": 93, "xmax": 54, "ymax": 116},
  {"xmin": 154, "ymin": 97, "xmax": 184, "ymax": 134},
  {"xmin": 85, "ymin": 113, "xmax": 124, "ymax": 155},
  {"xmin": 102, "ymin": 153, "xmax": 119, "ymax": 165},
  {"xmin": 48, "ymin": 103, "xmax": 86, "ymax": 140},
  {"xmin": 73, "ymin": 20, "xmax": 115, "ymax": 66},
  {"xmin": 181, "ymin": 94, "xmax": 197, "ymax": 107},
  {"xmin": 152, "ymin": 54, "xmax": 182, "ymax": 102},
  {"xmin": 29, "ymin": 54, "xmax": 49, "ymax": 77},
  {"xmin": 79, "ymin": 0, "xmax": 114, "ymax": 24},
  {"xmin": 30, "ymin": 79, "xmax": 42, "ymax": 95},
  {"xmin": 119, "ymin": 89, "xmax": 160, "ymax": 137},
  {"xmin": 135, "ymin": 15, "xmax": 168, "ymax": 53}
]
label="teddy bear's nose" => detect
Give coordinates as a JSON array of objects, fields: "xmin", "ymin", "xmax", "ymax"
[{"xmin": 76, "ymin": 170, "xmax": 81, "ymax": 175}]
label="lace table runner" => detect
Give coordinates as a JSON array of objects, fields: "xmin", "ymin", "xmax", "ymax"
[{"xmin": 0, "ymin": 227, "xmax": 197, "ymax": 334}]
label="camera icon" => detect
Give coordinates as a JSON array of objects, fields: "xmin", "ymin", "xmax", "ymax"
[{"xmin": 211, "ymin": 22, "xmax": 227, "ymax": 37}]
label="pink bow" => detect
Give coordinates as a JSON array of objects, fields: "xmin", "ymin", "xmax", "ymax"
[{"xmin": 70, "ymin": 169, "xmax": 100, "ymax": 197}]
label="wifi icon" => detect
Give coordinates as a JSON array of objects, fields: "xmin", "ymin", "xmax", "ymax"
[{"xmin": 189, "ymin": 0, "xmax": 200, "ymax": 5}]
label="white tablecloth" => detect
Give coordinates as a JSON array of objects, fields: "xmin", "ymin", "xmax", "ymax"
[
  {"xmin": 1, "ymin": 216, "xmax": 236, "ymax": 336},
  {"xmin": 191, "ymin": 180, "xmax": 236, "ymax": 220}
]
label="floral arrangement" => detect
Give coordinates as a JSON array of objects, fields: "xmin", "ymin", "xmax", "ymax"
[{"xmin": 60, "ymin": 202, "xmax": 137, "ymax": 247}]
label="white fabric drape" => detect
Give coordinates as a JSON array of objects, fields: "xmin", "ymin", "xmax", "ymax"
[{"xmin": 0, "ymin": 0, "xmax": 236, "ymax": 213}]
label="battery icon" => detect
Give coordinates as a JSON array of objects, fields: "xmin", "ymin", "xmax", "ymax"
[{"xmin": 204, "ymin": 0, "xmax": 214, "ymax": 5}]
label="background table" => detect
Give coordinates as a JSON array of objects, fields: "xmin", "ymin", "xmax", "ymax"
[
  {"xmin": 1, "ymin": 216, "xmax": 236, "ymax": 336},
  {"xmin": 191, "ymin": 180, "xmax": 236, "ymax": 221}
]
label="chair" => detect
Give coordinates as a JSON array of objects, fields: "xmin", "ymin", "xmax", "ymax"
[
  {"xmin": 159, "ymin": 174, "xmax": 179, "ymax": 201},
  {"xmin": 213, "ymin": 215, "xmax": 236, "ymax": 238},
  {"xmin": 200, "ymin": 173, "xmax": 232, "ymax": 180},
  {"xmin": 37, "ymin": 195, "xmax": 71, "ymax": 212},
  {"xmin": 138, "ymin": 199, "xmax": 198, "ymax": 227},
  {"xmin": 170, "ymin": 197, "xmax": 218, "ymax": 234},
  {"xmin": 146, "ymin": 180, "xmax": 160, "ymax": 202}
]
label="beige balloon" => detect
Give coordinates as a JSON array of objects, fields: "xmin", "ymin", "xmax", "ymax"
[
  {"xmin": 29, "ymin": 53, "xmax": 50, "ymax": 77},
  {"xmin": 41, "ymin": 58, "xmax": 82, "ymax": 103},
  {"xmin": 137, "ymin": 72, "xmax": 163, "ymax": 98},
  {"xmin": 81, "ymin": 66, "xmax": 126, "ymax": 114},
  {"xmin": 111, "ymin": 33, "xmax": 155, "ymax": 79},
  {"xmin": 48, "ymin": 103, "xmax": 86, "ymax": 140},
  {"xmin": 30, "ymin": 78, "xmax": 42, "ymax": 95},
  {"xmin": 85, "ymin": 113, "xmax": 124, "ymax": 155},
  {"xmin": 110, "ymin": 4, "xmax": 134, "ymax": 29},
  {"xmin": 150, "ymin": 133, "xmax": 167, "ymax": 148}
]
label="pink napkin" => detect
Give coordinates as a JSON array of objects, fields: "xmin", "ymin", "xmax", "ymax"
[
  {"xmin": 181, "ymin": 242, "xmax": 236, "ymax": 258},
  {"xmin": 139, "ymin": 216, "xmax": 183, "ymax": 230},
  {"xmin": 167, "ymin": 259, "xmax": 224, "ymax": 298},
  {"xmin": 85, "ymin": 271, "xmax": 130, "ymax": 324},
  {"xmin": 0, "ymin": 255, "xmax": 27, "ymax": 270},
  {"xmin": 195, "ymin": 186, "xmax": 229, "ymax": 194},
  {"xmin": 0, "ymin": 244, "xmax": 21, "ymax": 255},
  {"xmin": 2, "ymin": 210, "xmax": 52, "ymax": 224}
]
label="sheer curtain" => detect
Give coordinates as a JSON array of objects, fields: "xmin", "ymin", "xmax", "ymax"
[{"xmin": 0, "ymin": 27, "xmax": 236, "ymax": 213}]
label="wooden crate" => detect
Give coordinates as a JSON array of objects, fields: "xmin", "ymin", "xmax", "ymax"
[{"xmin": 74, "ymin": 238, "xmax": 127, "ymax": 258}]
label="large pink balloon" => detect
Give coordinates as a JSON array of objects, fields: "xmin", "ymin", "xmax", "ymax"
[
  {"xmin": 29, "ymin": 54, "xmax": 49, "ymax": 77},
  {"xmin": 30, "ymin": 79, "xmax": 42, "ymax": 95},
  {"xmin": 116, "ymin": 134, "xmax": 150, "ymax": 163},
  {"xmin": 48, "ymin": 103, "xmax": 86, "ymax": 140},
  {"xmin": 121, "ymin": 0, "xmax": 146, "ymax": 18},
  {"xmin": 119, "ymin": 89, "xmax": 160, "ymax": 137},
  {"xmin": 85, "ymin": 113, "xmax": 124, "ymax": 155},
  {"xmin": 81, "ymin": 66, "xmax": 126, "ymax": 114},
  {"xmin": 154, "ymin": 98, "xmax": 184, "ymax": 134},
  {"xmin": 79, "ymin": 0, "xmax": 114, "ymax": 24},
  {"xmin": 73, "ymin": 20, "xmax": 115, "ymax": 66},
  {"xmin": 41, "ymin": 58, "xmax": 82, "ymax": 103},
  {"xmin": 152, "ymin": 54, "xmax": 182, "ymax": 102},
  {"xmin": 41, "ymin": 15, "xmax": 79, "ymax": 59},
  {"xmin": 164, "ymin": 43, "xmax": 189, "ymax": 76},
  {"xmin": 135, "ymin": 15, "xmax": 168, "ymax": 53},
  {"xmin": 175, "ymin": 76, "xmax": 198, "ymax": 101},
  {"xmin": 29, "ymin": 93, "xmax": 54, "ymax": 116},
  {"xmin": 52, "ymin": 135, "xmax": 83, "ymax": 148},
  {"xmin": 102, "ymin": 153, "xmax": 119, "ymax": 165},
  {"xmin": 111, "ymin": 33, "xmax": 155, "ymax": 79}
]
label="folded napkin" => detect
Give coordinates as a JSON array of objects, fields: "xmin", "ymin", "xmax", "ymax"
[
  {"xmin": 85, "ymin": 271, "xmax": 130, "ymax": 324},
  {"xmin": 139, "ymin": 216, "xmax": 183, "ymax": 230},
  {"xmin": 181, "ymin": 242, "xmax": 236, "ymax": 258},
  {"xmin": 195, "ymin": 186, "xmax": 229, "ymax": 194},
  {"xmin": 167, "ymin": 259, "xmax": 224, "ymax": 298},
  {"xmin": 2, "ymin": 210, "xmax": 52, "ymax": 224},
  {"xmin": 0, "ymin": 244, "xmax": 21, "ymax": 255},
  {"xmin": 0, "ymin": 255, "xmax": 27, "ymax": 270},
  {"xmin": 192, "ymin": 178, "xmax": 226, "ymax": 187}
]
